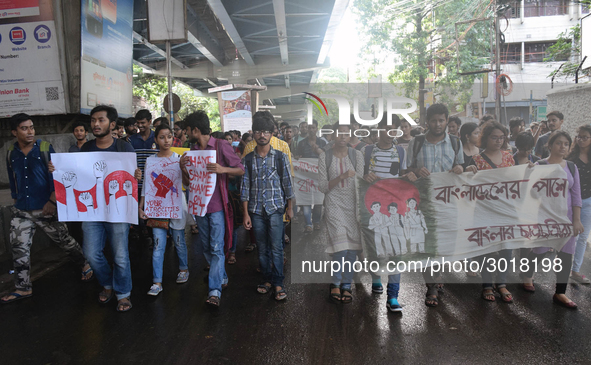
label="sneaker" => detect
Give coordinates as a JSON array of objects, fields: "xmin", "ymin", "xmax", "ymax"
[
  {"xmin": 386, "ymin": 298, "xmax": 403, "ymax": 312},
  {"xmin": 147, "ymin": 284, "xmax": 163, "ymax": 296},
  {"xmin": 570, "ymin": 273, "xmax": 591, "ymax": 284},
  {"xmin": 372, "ymin": 283, "xmax": 384, "ymax": 294},
  {"xmin": 176, "ymin": 271, "xmax": 189, "ymax": 284}
]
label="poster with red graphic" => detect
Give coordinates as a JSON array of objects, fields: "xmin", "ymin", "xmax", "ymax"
[
  {"xmin": 51, "ymin": 152, "xmax": 138, "ymax": 224},
  {"xmin": 293, "ymin": 158, "xmax": 324, "ymax": 206},
  {"xmin": 143, "ymin": 155, "xmax": 183, "ymax": 219},
  {"xmin": 185, "ymin": 150, "xmax": 217, "ymax": 217}
]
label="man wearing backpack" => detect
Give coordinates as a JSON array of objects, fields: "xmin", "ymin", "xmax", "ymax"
[
  {"xmin": 362, "ymin": 115, "xmax": 417, "ymax": 312},
  {"xmin": 406, "ymin": 103, "xmax": 464, "ymax": 308},
  {"xmin": 242, "ymin": 113, "xmax": 294, "ymax": 301},
  {"xmin": 1, "ymin": 114, "xmax": 92, "ymax": 304}
]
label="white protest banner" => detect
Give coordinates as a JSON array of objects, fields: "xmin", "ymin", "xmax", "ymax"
[
  {"xmin": 52, "ymin": 152, "xmax": 138, "ymax": 224},
  {"xmin": 359, "ymin": 165, "xmax": 572, "ymax": 264},
  {"xmin": 185, "ymin": 150, "xmax": 217, "ymax": 216},
  {"xmin": 293, "ymin": 158, "xmax": 324, "ymax": 206},
  {"xmin": 143, "ymin": 155, "xmax": 183, "ymax": 219}
]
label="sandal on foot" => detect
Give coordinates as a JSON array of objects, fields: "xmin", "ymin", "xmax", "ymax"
[
  {"xmin": 98, "ymin": 289, "xmax": 114, "ymax": 304},
  {"xmin": 274, "ymin": 287, "xmax": 287, "ymax": 301},
  {"xmin": 496, "ymin": 285, "xmax": 513, "ymax": 303},
  {"xmin": 329, "ymin": 284, "xmax": 341, "ymax": 302},
  {"xmin": 1, "ymin": 292, "xmax": 32, "ymax": 304},
  {"xmin": 245, "ymin": 243, "xmax": 256, "ymax": 252},
  {"xmin": 482, "ymin": 287, "xmax": 496, "ymax": 302},
  {"xmin": 117, "ymin": 298, "xmax": 132, "ymax": 312},
  {"xmin": 436, "ymin": 283, "xmax": 445, "ymax": 294},
  {"xmin": 206, "ymin": 296, "xmax": 220, "ymax": 307},
  {"xmin": 227, "ymin": 253, "xmax": 236, "ymax": 265},
  {"xmin": 81, "ymin": 267, "xmax": 94, "ymax": 282},
  {"xmin": 425, "ymin": 285, "xmax": 439, "ymax": 307},
  {"xmin": 340, "ymin": 287, "xmax": 352, "ymax": 304},
  {"xmin": 553, "ymin": 294, "xmax": 578, "ymax": 309},
  {"xmin": 257, "ymin": 283, "xmax": 272, "ymax": 294},
  {"xmin": 522, "ymin": 282, "xmax": 535, "ymax": 292}
]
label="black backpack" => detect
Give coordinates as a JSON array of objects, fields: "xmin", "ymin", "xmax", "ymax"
[{"xmin": 410, "ymin": 134, "xmax": 461, "ymax": 168}]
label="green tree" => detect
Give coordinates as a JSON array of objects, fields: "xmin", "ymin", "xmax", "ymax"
[
  {"xmin": 542, "ymin": 1, "xmax": 590, "ymax": 79},
  {"xmin": 353, "ymin": 0, "xmax": 493, "ymax": 123},
  {"xmin": 132, "ymin": 65, "xmax": 221, "ymax": 131}
]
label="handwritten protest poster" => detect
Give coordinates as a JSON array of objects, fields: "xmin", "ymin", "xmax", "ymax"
[
  {"xmin": 52, "ymin": 152, "xmax": 138, "ymax": 224},
  {"xmin": 359, "ymin": 164, "xmax": 571, "ymax": 264},
  {"xmin": 185, "ymin": 150, "xmax": 217, "ymax": 216},
  {"xmin": 293, "ymin": 158, "xmax": 324, "ymax": 205},
  {"xmin": 143, "ymin": 155, "xmax": 183, "ymax": 219}
]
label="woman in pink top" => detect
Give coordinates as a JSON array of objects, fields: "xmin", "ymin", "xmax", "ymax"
[{"xmin": 522, "ymin": 131, "xmax": 585, "ymax": 309}]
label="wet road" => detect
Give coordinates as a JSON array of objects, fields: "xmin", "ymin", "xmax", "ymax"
[{"xmin": 1, "ymin": 228, "xmax": 591, "ymax": 365}]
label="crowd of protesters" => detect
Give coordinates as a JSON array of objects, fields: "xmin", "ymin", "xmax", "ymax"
[{"xmin": 2, "ymin": 103, "xmax": 590, "ymax": 315}]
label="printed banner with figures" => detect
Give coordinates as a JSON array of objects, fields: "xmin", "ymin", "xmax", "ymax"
[
  {"xmin": 359, "ymin": 165, "xmax": 573, "ymax": 264},
  {"xmin": 52, "ymin": 152, "xmax": 138, "ymax": 224}
]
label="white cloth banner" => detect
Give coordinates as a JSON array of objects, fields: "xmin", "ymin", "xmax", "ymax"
[
  {"xmin": 52, "ymin": 152, "xmax": 138, "ymax": 224},
  {"xmin": 360, "ymin": 165, "xmax": 573, "ymax": 263},
  {"xmin": 143, "ymin": 155, "xmax": 183, "ymax": 219},
  {"xmin": 185, "ymin": 150, "xmax": 217, "ymax": 217},
  {"xmin": 293, "ymin": 158, "xmax": 324, "ymax": 206}
]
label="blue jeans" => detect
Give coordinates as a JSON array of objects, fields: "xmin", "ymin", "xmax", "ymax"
[
  {"xmin": 331, "ymin": 250, "xmax": 359, "ymax": 290},
  {"xmin": 231, "ymin": 227, "xmax": 240, "ymax": 253},
  {"xmin": 573, "ymin": 197, "xmax": 591, "ymax": 272},
  {"xmin": 152, "ymin": 227, "xmax": 188, "ymax": 283},
  {"xmin": 195, "ymin": 210, "xmax": 227, "ymax": 298},
  {"xmin": 371, "ymin": 272, "xmax": 401, "ymax": 300},
  {"xmin": 302, "ymin": 205, "xmax": 322, "ymax": 228},
  {"xmin": 82, "ymin": 222, "xmax": 131, "ymax": 301},
  {"xmin": 252, "ymin": 210, "xmax": 285, "ymax": 287}
]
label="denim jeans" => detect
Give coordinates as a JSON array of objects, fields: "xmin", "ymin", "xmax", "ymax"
[
  {"xmin": 572, "ymin": 197, "xmax": 591, "ymax": 273},
  {"xmin": 152, "ymin": 227, "xmax": 188, "ymax": 283},
  {"xmin": 302, "ymin": 205, "xmax": 322, "ymax": 228},
  {"xmin": 371, "ymin": 272, "xmax": 401, "ymax": 300},
  {"xmin": 195, "ymin": 210, "xmax": 227, "ymax": 298},
  {"xmin": 82, "ymin": 222, "xmax": 131, "ymax": 301},
  {"xmin": 331, "ymin": 250, "xmax": 359, "ymax": 290},
  {"xmin": 481, "ymin": 249, "xmax": 513, "ymax": 288},
  {"xmin": 231, "ymin": 227, "xmax": 240, "ymax": 253},
  {"xmin": 252, "ymin": 210, "xmax": 285, "ymax": 287}
]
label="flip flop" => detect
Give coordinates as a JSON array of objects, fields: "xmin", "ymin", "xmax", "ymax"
[
  {"xmin": 81, "ymin": 267, "xmax": 94, "ymax": 282},
  {"xmin": 0, "ymin": 292, "xmax": 32, "ymax": 304},
  {"xmin": 117, "ymin": 299, "xmax": 132, "ymax": 312},
  {"xmin": 98, "ymin": 289, "xmax": 114, "ymax": 304}
]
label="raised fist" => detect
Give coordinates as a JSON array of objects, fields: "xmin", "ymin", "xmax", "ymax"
[
  {"xmin": 62, "ymin": 171, "xmax": 77, "ymax": 188},
  {"xmin": 79, "ymin": 192, "xmax": 93, "ymax": 209},
  {"xmin": 108, "ymin": 180, "xmax": 120, "ymax": 195},
  {"xmin": 153, "ymin": 173, "xmax": 173, "ymax": 198},
  {"xmin": 94, "ymin": 161, "xmax": 107, "ymax": 178},
  {"xmin": 123, "ymin": 180, "xmax": 133, "ymax": 196}
]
